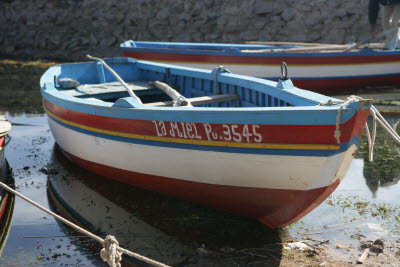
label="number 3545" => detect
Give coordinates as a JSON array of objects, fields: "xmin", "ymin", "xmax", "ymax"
[{"xmin": 204, "ymin": 124, "xmax": 262, "ymax": 143}]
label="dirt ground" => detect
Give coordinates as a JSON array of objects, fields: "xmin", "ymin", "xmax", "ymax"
[{"xmin": 279, "ymin": 240, "xmax": 400, "ymax": 267}]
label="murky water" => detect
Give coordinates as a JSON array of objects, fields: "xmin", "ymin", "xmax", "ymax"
[
  {"xmin": 0, "ymin": 61, "xmax": 399, "ymax": 265},
  {"xmin": 288, "ymin": 116, "xmax": 400, "ymax": 261}
]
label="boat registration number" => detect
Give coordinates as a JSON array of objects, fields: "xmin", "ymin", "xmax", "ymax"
[{"xmin": 152, "ymin": 121, "xmax": 262, "ymax": 143}]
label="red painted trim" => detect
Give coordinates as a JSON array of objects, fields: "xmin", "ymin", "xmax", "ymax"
[
  {"xmin": 64, "ymin": 150, "xmax": 340, "ymax": 228},
  {"xmin": 123, "ymin": 51, "xmax": 400, "ymax": 65},
  {"xmin": 0, "ymin": 193, "xmax": 9, "ymax": 222},
  {"xmin": 44, "ymin": 100, "xmax": 369, "ymax": 145}
]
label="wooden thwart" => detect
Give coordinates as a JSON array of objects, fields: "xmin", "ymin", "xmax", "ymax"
[
  {"xmin": 145, "ymin": 94, "xmax": 240, "ymax": 107},
  {"xmin": 149, "ymin": 81, "xmax": 191, "ymax": 106}
]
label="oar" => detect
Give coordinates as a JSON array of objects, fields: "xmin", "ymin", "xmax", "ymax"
[
  {"xmin": 86, "ymin": 55, "xmax": 143, "ymax": 104},
  {"xmin": 245, "ymin": 41, "xmax": 336, "ymax": 47},
  {"xmin": 343, "ymin": 27, "xmax": 397, "ymax": 52}
]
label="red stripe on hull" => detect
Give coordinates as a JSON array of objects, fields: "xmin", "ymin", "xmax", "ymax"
[
  {"xmin": 63, "ymin": 150, "xmax": 340, "ymax": 228},
  {"xmin": 44, "ymin": 100, "xmax": 369, "ymax": 145},
  {"xmin": 123, "ymin": 51, "xmax": 400, "ymax": 65},
  {"xmin": 0, "ymin": 193, "xmax": 9, "ymax": 223}
]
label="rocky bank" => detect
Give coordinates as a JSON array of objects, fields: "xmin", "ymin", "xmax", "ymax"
[{"xmin": 1, "ymin": 0, "xmax": 377, "ymax": 61}]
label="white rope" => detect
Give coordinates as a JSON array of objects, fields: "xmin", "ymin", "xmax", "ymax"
[
  {"xmin": 334, "ymin": 95, "xmax": 363, "ymax": 144},
  {"xmin": 0, "ymin": 181, "xmax": 170, "ymax": 267},
  {"xmin": 364, "ymin": 108, "xmax": 377, "ymax": 162},
  {"xmin": 365, "ymin": 106, "xmax": 400, "ymax": 162},
  {"xmin": 371, "ymin": 106, "xmax": 400, "ymax": 144},
  {"xmin": 100, "ymin": 235, "xmax": 122, "ymax": 267},
  {"xmin": 334, "ymin": 96, "xmax": 400, "ymax": 162}
]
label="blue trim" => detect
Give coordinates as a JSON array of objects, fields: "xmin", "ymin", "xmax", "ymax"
[
  {"xmin": 43, "ymin": 89, "xmax": 360, "ymax": 125},
  {"xmin": 49, "ymin": 115, "xmax": 360, "ymax": 157},
  {"xmin": 121, "ymin": 41, "xmax": 400, "ymax": 57},
  {"xmin": 40, "ymin": 57, "xmax": 366, "ymax": 127},
  {"xmin": 263, "ymin": 71, "xmax": 400, "ymax": 81}
]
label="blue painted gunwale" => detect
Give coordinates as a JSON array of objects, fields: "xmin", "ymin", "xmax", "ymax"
[
  {"xmin": 120, "ymin": 41, "xmax": 400, "ymax": 58},
  {"xmin": 265, "ymin": 72, "xmax": 400, "ymax": 82},
  {"xmin": 40, "ymin": 58, "xmax": 365, "ymax": 126}
]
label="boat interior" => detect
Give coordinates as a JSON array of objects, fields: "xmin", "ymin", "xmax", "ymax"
[{"xmin": 46, "ymin": 58, "xmax": 330, "ymax": 109}]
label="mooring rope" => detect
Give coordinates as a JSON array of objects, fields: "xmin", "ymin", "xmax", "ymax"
[
  {"xmin": 334, "ymin": 96, "xmax": 400, "ymax": 161},
  {"xmin": 334, "ymin": 95, "xmax": 364, "ymax": 144},
  {"xmin": 0, "ymin": 181, "xmax": 170, "ymax": 267},
  {"xmin": 365, "ymin": 105, "xmax": 400, "ymax": 161}
]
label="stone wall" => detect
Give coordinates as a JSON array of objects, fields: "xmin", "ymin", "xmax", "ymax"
[{"xmin": 0, "ymin": 0, "xmax": 376, "ymax": 61}]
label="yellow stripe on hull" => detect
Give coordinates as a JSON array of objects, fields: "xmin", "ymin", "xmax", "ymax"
[{"xmin": 46, "ymin": 109, "xmax": 340, "ymax": 151}]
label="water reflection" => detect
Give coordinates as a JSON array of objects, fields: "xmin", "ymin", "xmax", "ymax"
[
  {"xmin": 358, "ymin": 116, "xmax": 400, "ymax": 197},
  {"xmin": 47, "ymin": 144, "xmax": 284, "ymax": 266}
]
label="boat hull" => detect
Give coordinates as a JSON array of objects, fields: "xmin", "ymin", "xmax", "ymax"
[
  {"xmin": 45, "ymin": 100, "xmax": 369, "ymax": 228},
  {"xmin": 60, "ymin": 147, "xmax": 346, "ymax": 228}
]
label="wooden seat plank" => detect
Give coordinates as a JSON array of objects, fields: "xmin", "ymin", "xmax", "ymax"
[{"xmin": 145, "ymin": 94, "xmax": 240, "ymax": 107}]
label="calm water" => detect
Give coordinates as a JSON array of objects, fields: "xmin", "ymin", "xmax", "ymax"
[{"xmin": 0, "ymin": 108, "xmax": 399, "ymax": 265}]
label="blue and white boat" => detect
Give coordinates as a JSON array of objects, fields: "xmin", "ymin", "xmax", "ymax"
[
  {"xmin": 40, "ymin": 57, "xmax": 371, "ymax": 228},
  {"xmin": 121, "ymin": 40, "xmax": 400, "ymax": 93}
]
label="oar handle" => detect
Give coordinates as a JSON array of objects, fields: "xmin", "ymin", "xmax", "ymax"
[{"xmin": 86, "ymin": 55, "xmax": 143, "ymax": 104}]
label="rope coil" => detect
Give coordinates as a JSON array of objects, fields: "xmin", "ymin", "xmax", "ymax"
[
  {"xmin": 334, "ymin": 95, "xmax": 363, "ymax": 144},
  {"xmin": 101, "ymin": 235, "xmax": 123, "ymax": 267}
]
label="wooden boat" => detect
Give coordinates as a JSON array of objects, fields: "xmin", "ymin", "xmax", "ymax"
[
  {"xmin": 0, "ymin": 116, "xmax": 14, "ymax": 256},
  {"xmin": 40, "ymin": 57, "xmax": 371, "ymax": 228},
  {"xmin": 120, "ymin": 41, "xmax": 400, "ymax": 93}
]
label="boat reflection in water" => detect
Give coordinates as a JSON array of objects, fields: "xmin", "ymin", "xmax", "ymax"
[
  {"xmin": 0, "ymin": 116, "xmax": 15, "ymax": 258},
  {"xmin": 47, "ymin": 144, "xmax": 283, "ymax": 266}
]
